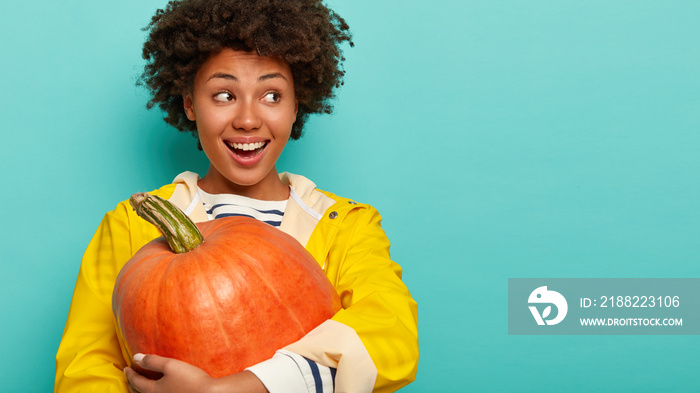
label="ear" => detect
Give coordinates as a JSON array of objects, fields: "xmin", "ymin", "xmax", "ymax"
[
  {"xmin": 183, "ymin": 93, "xmax": 196, "ymax": 121},
  {"xmin": 293, "ymin": 99, "xmax": 298, "ymax": 122}
]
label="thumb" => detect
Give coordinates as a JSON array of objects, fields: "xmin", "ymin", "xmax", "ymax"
[{"xmin": 134, "ymin": 353, "xmax": 169, "ymax": 374}]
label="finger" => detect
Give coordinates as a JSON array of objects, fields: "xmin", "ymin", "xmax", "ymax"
[
  {"xmin": 134, "ymin": 353, "xmax": 168, "ymax": 373},
  {"xmin": 126, "ymin": 365, "xmax": 156, "ymax": 393},
  {"xmin": 124, "ymin": 368, "xmax": 135, "ymax": 393},
  {"xmin": 124, "ymin": 367, "xmax": 141, "ymax": 393},
  {"xmin": 127, "ymin": 379, "xmax": 140, "ymax": 393}
]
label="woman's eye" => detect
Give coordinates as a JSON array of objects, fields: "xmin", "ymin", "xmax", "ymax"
[
  {"xmin": 263, "ymin": 92, "xmax": 281, "ymax": 103},
  {"xmin": 213, "ymin": 92, "xmax": 234, "ymax": 102}
]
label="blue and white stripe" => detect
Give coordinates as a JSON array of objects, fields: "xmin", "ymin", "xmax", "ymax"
[
  {"xmin": 280, "ymin": 350, "xmax": 336, "ymax": 393},
  {"xmin": 198, "ymin": 187, "xmax": 287, "ymax": 226}
]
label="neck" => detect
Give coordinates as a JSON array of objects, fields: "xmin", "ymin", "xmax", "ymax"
[{"xmin": 198, "ymin": 166, "xmax": 289, "ymax": 201}]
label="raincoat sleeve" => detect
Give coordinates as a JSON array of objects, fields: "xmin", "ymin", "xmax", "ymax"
[
  {"xmin": 286, "ymin": 205, "xmax": 419, "ymax": 393},
  {"xmin": 55, "ymin": 201, "xmax": 159, "ymax": 393}
]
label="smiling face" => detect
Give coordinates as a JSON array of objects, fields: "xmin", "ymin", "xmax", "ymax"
[{"xmin": 184, "ymin": 49, "xmax": 298, "ymax": 200}]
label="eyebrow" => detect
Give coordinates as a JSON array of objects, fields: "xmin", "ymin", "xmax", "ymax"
[
  {"xmin": 258, "ymin": 72, "xmax": 288, "ymax": 82},
  {"xmin": 206, "ymin": 72, "xmax": 288, "ymax": 82},
  {"xmin": 207, "ymin": 72, "xmax": 237, "ymax": 82}
]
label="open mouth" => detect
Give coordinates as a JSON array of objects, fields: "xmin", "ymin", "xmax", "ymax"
[{"xmin": 226, "ymin": 141, "xmax": 268, "ymax": 159}]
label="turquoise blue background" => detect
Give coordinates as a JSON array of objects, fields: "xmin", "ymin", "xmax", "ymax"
[{"xmin": 1, "ymin": 0, "xmax": 698, "ymax": 391}]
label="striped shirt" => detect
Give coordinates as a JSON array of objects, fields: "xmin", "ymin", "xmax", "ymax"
[{"xmin": 198, "ymin": 187, "xmax": 287, "ymax": 226}]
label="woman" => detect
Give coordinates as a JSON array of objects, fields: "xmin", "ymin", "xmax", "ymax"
[{"xmin": 55, "ymin": 1, "xmax": 418, "ymax": 392}]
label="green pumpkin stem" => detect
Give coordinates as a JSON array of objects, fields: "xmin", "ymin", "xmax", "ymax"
[{"xmin": 129, "ymin": 192, "xmax": 204, "ymax": 253}]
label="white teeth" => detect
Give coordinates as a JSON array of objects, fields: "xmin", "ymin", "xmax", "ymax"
[{"xmin": 228, "ymin": 141, "xmax": 266, "ymax": 151}]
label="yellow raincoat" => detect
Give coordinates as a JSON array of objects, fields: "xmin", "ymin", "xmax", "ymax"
[{"xmin": 55, "ymin": 172, "xmax": 418, "ymax": 392}]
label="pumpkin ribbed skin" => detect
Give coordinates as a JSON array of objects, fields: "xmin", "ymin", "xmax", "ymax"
[{"xmin": 112, "ymin": 216, "xmax": 341, "ymax": 378}]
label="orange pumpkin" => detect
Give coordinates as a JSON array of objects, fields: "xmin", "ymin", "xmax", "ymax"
[{"xmin": 112, "ymin": 193, "xmax": 341, "ymax": 378}]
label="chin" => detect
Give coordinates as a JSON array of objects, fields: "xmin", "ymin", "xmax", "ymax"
[{"xmin": 225, "ymin": 172, "xmax": 268, "ymax": 187}]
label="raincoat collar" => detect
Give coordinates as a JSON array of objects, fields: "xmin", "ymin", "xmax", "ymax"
[{"xmin": 168, "ymin": 171, "xmax": 336, "ymax": 246}]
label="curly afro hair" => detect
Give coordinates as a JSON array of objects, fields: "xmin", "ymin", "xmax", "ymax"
[{"xmin": 140, "ymin": 0, "xmax": 353, "ymax": 144}]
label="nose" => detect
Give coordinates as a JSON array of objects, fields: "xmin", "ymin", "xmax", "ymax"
[{"xmin": 231, "ymin": 100, "xmax": 262, "ymax": 131}]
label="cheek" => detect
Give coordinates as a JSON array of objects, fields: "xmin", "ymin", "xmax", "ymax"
[
  {"xmin": 195, "ymin": 110, "xmax": 228, "ymax": 135},
  {"xmin": 268, "ymin": 107, "xmax": 297, "ymax": 135}
]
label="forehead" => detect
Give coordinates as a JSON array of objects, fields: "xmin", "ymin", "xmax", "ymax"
[{"xmin": 195, "ymin": 48, "xmax": 293, "ymax": 82}]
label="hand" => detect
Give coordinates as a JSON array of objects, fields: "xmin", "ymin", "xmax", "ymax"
[
  {"xmin": 124, "ymin": 353, "xmax": 213, "ymax": 393},
  {"xmin": 124, "ymin": 353, "xmax": 268, "ymax": 393}
]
